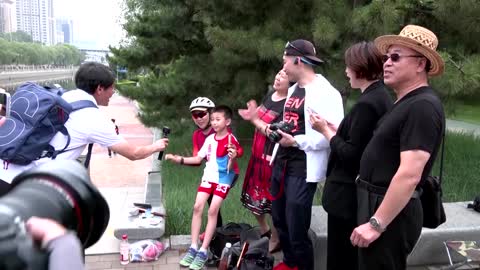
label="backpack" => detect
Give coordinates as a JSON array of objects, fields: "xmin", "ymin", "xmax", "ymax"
[
  {"xmin": 209, "ymin": 223, "xmax": 253, "ymax": 265},
  {"xmin": 468, "ymin": 196, "xmax": 480, "ymax": 213},
  {"xmin": 230, "ymin": 227, "xmax": 274, "ymax": 270},
  {"xmin": 0, "ymin": 82, "xmax": 97, "ymax": 166}
]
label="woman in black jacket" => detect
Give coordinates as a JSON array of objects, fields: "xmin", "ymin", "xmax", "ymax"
[{"xmin": 309, "ymin": 41, "xmax": 393, "ymax": 270}]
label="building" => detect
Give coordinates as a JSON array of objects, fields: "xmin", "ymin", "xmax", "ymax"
[
  {"xmin": 55, "ymin": 17, "xmax": 73, "ymax": 44},
  {"xmin": 0, "ymin": 0, "xmax": 17, "ymax": 33},
  {"xmin": 15, "ymin": 0, "xmax": 54, "ymax": 44}
]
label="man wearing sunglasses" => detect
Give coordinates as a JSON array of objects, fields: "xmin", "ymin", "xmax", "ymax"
[
  {"xmin": 350, "ymin": 25, "xmax": 446, "ymax": 270},
  {"xmin": 270, "ymin": 39, "xmax": 344, "ymax": 270}
]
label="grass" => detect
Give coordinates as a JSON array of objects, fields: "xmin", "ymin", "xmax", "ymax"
[
  {"xmin": 162, "ymin": 123, "xmax": 480, "ymax": 235},
  {"xmin": 440, "ymin": 131, "xmax": 480, "ymax": 202},
  {"xmin": 447, "ymin": 102, "xmax": 480, "ymax": 124}
]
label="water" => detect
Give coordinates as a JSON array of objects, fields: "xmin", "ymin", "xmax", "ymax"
[{"xmin": 0, "ymin": 77, "xmax": 75, "ymax": 93}]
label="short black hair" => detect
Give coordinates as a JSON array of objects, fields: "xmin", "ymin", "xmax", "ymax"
[
  {"xmin": 74, "ymin": 62, "xmax": 115, "ymax": 95},
  {"xmin": 212, "ymin": 105, "xmax": 233, "ymax": 120},
  {"xmin": 344, "ymin": 41, "xmax": 383, "ymax": 81}
]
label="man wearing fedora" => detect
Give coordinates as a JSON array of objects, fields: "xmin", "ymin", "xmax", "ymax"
[
  {"xmin": 270, "ymin": 39, "xmax": 343, "ymax": 270},
  {"xmin": 350, "ymin": 25, "xmax": 445, "ymax": 269}
]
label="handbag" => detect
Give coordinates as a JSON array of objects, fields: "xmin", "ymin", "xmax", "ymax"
[{"xmin": 420, "ymin": 131, "xmax": 446, "ymax": 229}]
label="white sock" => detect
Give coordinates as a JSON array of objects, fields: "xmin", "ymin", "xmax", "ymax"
[
  {"xmin": 198, "ymin": 247, "xmax": 207, "ymax": 254},
  {"xmin": 190, "ymin": 243, "xmax": 198, "ymax": 250}
]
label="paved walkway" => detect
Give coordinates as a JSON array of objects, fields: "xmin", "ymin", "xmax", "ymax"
[
  {"xmin": 83, "ymin": 94, "xmax": 215, "ymax": 269},
  {"xmin": 446, "ymin": 119, "xmax": 480, "ymax": 137}
]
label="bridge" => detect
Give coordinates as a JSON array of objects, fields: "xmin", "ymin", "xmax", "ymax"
[{"xmin": 79, "ymin": 49, "xmax": 110, "ymax": 54}]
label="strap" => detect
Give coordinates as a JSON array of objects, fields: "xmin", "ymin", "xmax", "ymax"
[
  {"xmin": 50, "ymin": 100, "xmax": 97, "ymax": 160},
  {"xmin": 70, "ymin": 100, "xmax": 98, "ymax": 111},
  {"xmin": 438, "ymin": 128, "xmax": 446, "ymax": 184},
  {"xmin": 83, "ymin": 143, "xmax": 94, "ymax": 168}
]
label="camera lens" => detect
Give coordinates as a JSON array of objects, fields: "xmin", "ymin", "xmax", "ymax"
[{"xmin": 0, "ymin": 160, "xmax": 109, "ymax": 248}]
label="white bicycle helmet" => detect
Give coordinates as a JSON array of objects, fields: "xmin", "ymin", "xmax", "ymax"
[{"xmin": 189, "ymin": 97, "xmax": 215, "ymax": 111}]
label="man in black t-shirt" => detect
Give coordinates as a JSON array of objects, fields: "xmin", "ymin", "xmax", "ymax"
[
  {"xmin": 270, "ymin": 40, "xmax": 344, "ymax": 270},
  {"xmin": 349, "ymin": 25, "xmax": 446, "ymax": 270}
]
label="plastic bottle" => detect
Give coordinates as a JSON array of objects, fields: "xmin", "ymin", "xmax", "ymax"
[
  {"xmin": 120, "ymin": 234, "xmax": 130, "ymax": 265},
  {"xmin": 218, "ymin": 242, "xmax": 232, "ymax": 270}
]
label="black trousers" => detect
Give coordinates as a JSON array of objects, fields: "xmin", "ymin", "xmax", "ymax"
[
  {"xmin": 271, "ymin": 163, "xmax": 317, "ymax": 270},
  {"xmin": 357, "ymin": 187, "xmax": 423, "ymax": 270},
  {"xmin": 327, "ymin": 214, "xmax": 358, "ymax": 270},
  {"xmin": 0, "ymin": 180, "xmax": 10, "ymax": 197}
]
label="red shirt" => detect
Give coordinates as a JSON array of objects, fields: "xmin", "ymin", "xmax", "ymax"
[{"xmin": 192, "ymin": 127, "xmax": 243, "ymax": 166}]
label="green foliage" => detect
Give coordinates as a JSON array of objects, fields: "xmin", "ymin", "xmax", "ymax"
[
  {"xmin": 0, "ymin": 39, "xmax": 85, "ymax": 65},
  {"xmin": 0, "ymin": 31, "xmax": 33, "ymax": 42},
  {"xmin": 112, "ymin": 0, "xmax": 480, "ymax": 128},
  {"xmin": 440, "ymin": 132, "xmax": 480, "ymax": 202}
]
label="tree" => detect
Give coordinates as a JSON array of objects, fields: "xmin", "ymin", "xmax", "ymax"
[
  {"xmin": 0, "ymin": 38, "xmax": 85, "ymax": 66},
  {"xmin": 0, "ymin": 31, "xmax": 33, "ymax": 43},
  {"xmin": 111, "ymin": 0, "xmax": 480, "ymax": 127}
]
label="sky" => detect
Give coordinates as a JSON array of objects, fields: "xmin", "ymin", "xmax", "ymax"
[{"xmin": 54, "ymin": 0, "xmax": 125, "ymax": 50}]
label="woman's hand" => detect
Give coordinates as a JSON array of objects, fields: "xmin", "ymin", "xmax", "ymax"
[{"xmin": 238, "ymin": 100, "xmax": 259, "ymax": 121}]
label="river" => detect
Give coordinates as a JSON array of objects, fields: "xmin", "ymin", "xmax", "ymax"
[{"xmin": 0, "ymin": 70, "xmax": 76, "ymax": 92}]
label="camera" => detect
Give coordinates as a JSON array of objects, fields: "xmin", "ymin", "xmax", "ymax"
[
  {"xmin": 268, "ymin": 121, "xmax": 294, "ymax": 143},
  {"xmin": 157, "ymin": 126, "xmax": 171, "ymax": 160},
  {"xmin": 0, "ymin": 160, "xmax": 110, "ymax": 270}
]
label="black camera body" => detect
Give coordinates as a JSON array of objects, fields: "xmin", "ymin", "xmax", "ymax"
[
  {"xmin": 0, "ymin": 160, "xmax": 109, "ymax": 270},
  {"xmin": 268, "ymin": 121, "xmax": 294, "ymax": 143},
  {"xmin": 158, "ymin": 126, "xmax": 171, "ymax": 160}
]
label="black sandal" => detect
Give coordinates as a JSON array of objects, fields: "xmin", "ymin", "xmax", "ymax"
[{"xmin": 261, "ymin": 229, "xmax": 272, "ymax": 239}]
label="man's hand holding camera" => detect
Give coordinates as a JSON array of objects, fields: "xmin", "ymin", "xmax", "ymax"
[
  {"xmin": 276, "ymin": 130, "xmax": 297, "ymax": 148},
  {"xmin": 153, "ymin": 138, "xmax": 169, "ymax": 152},
  {"xmin": 26, "ymin": 217, "xmax": 67, "ymax": 248}
]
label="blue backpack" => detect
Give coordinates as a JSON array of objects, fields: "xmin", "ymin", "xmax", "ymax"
[{"xmin": 0, "ymin": 82, "xmax": 97, "ymax": 165}]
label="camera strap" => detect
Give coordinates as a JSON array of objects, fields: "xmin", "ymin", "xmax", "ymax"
[{"xmin": 83, "ymin": 143, "xmax": 94, "ymax": 168}]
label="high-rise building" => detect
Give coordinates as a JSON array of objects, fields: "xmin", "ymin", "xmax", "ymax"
[
  {"xmin": 0, "ymin": 0, "xmax": 17, "ymax": 33},
  {"xmin": 15, "ymin": 0, "xmax": 54, "ymax": 44},
  {"xmin": 55, "ymin": 17, "xmax": 73, "ymax": 44}
]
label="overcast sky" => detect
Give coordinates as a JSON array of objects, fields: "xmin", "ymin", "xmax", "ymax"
[{"xmin": 54, "ymin": 0, "xmax": 125, "ymax": 50}]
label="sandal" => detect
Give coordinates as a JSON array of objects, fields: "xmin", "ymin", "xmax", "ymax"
[
  {"xmin": 260, "ymin": 229, "xmax": 272, "ymax": 239},
  {"xmin": 269, "ymin": 241, "xmax": 282, "ymax": 253}
]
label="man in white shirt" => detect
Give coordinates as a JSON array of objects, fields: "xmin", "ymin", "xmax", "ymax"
[
  {"xmin": 270, "ymin": 40, "xmax": 344, "ymax": 270},
  {"xmin": 0, "ymin": 62, "xmax": 168, "ymax": 195}
]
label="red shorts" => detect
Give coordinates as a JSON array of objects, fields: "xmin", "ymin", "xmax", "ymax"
[{"xmin": 197, "ymin": 181, "xmax": 231, "ymax": 199}]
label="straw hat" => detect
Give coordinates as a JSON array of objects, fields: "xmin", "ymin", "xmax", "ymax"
[{"xmin": 374, "ymin": 25, "xmax": 444, "ymax": 76}]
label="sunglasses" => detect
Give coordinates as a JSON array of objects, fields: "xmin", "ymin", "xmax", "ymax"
[
  {"xmin": 382, "ymin": 53, "xmax": 424, "ymax": 63},
  {"xmin": 191, "ymin": 111, "xmax": 208, "ymax": 119},
  {"xmin": 285, "ymin": 41, "xmax": 305, "ymax": 56}
]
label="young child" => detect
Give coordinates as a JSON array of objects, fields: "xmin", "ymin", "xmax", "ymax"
[{"xmin": 165, "ymin": 105, "xmax": 243, "ymax": 270}]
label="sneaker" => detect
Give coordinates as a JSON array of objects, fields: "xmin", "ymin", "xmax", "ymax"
[
  {"xmin": 199, "ymin": 232, "xmax": 205, "ymax": 242},
  {"xmin": 189, "ymin": 250, "xmax": 208, "ymax": 270},
  {"xmin": 179, "ymin": 247, "xmax": 197, "ymax": 267}
]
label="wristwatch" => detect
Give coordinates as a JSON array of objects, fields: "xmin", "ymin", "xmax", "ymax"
[{"xmin": 369, "ymin": 217, "xmax": 386, "ymax": 232}]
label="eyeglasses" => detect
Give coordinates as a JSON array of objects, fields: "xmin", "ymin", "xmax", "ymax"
[
  {"xmin": 285, "ymin": 41, "xmax": 305, "ymax": 56},
  {"xmin": 382, "ymin": 53, "xmax": 424, "ymax": 63},
  {"xmin": 191, "ymin": 111, "xmax": 208, "ymax": 119}
]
